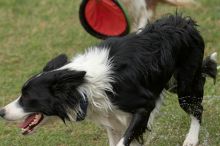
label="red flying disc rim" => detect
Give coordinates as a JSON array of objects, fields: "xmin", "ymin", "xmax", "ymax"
[{"xmin": 79, "ymin": 0, "xmax": 130, "ymax": 39}]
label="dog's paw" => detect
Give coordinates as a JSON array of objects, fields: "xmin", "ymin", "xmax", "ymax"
[
  {"xmin": 182, "ymin": 135, "xmax": 198, "ymax": 146},
  {"xmin": 116, "ymin": 138, "xmax": 125, "ymax": 146}
]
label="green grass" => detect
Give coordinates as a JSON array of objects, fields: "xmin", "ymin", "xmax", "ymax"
[{"xmin": 0, "ymin": 0, "xmax": 219, "ymax": 145}]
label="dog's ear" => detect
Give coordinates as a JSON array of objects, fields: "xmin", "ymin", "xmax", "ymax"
[
  {"xmin": 56, "ymin": 70, "xmax": 86, "ymax": 86},
  {"xmin": 51, "ymin": 70, "xmax": 86, "ymax": 97},
  {"xmin": 43, "ymin": 54, "xmax": 68, "ymax": 72}
]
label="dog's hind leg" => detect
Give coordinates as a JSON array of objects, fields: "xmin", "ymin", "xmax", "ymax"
[
  {"xmin": 183, "ymin": 71, "xmax": 205, "ymax": 146},
  {"xmin": 116, "ymin": 107, "xmax": 154, "ymax": 146},
  {"xmin": 177, "ymin": 66, "xmax": 205, "ymax": 146}
]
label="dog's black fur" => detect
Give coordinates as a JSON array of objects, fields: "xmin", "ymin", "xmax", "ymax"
[
  {"xmin": 0, "ymin": 14, "xmax": 217, "ymax": 146},
  {"xmin": 19, "ymin": 15, "xmax": 204, "ymax": 144},
  {"xmin": 98, "ymin": 14, "xmax": 206, "ymax": 145}
]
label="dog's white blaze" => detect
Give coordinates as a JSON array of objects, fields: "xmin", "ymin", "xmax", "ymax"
[
  {"xmin": 60, "ymin": 47, "xmax": 114, "ymax": 113},
  {"xmin": 183, "ymin": 115, "xmax": 200, "ymax": 146},
  {"xmin": 3, "ymin": 97, "xmax": 28, "ymax": 120}
]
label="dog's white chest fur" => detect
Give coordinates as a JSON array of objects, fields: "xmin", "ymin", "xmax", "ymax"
[{"xmin": 87, "ymin": 107, "xmax": 132, "ymax": 132}]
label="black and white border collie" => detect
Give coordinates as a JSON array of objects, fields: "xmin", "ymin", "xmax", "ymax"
[{"xmin": 0, "ymin": 15, "xmax": 217, "ymax": 146}]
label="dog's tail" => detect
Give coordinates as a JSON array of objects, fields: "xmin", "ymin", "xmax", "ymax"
[
  {"xmin": 202, "ymin": 52, "xmax": 218, "ymax": 82},
  {"xmin": 166, "ymin": 52, "xmax": 218, "ymax": 92},
  {"xmin": 161, "ymin": 0, "xmax": 198, "ymax": 6}
]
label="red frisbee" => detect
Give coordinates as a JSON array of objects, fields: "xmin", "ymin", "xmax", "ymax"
[{"xmin": 79, "ymin": 0, "xmax": 130, "ymax": 39}]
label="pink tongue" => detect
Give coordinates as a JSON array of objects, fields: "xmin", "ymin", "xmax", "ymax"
[{"xmin": 19, "ymin": 114, "xmax": 37, "ymax": 128}]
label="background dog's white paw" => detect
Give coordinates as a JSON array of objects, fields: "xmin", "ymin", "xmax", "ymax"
[{"xmin": 182, "ymin": 136, "xmax": 198, "ymax": 146}]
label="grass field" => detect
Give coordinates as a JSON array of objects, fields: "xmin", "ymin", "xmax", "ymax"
[{"xmin": 0, "ymin": 0, "xmax": 220, "ymax": 145}]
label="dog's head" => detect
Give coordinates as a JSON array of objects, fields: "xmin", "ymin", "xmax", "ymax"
[{"xmin": 0, "ymin": 54, "xmax": 87, "ymax": 135}]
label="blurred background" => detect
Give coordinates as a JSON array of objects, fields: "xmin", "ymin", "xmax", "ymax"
[{"xmin": 0, "ymin": 0, "xmax": 219, "ymax": 145}]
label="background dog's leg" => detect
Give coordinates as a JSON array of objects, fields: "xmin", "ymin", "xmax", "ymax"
[
  {"xmin": 106, "ymin": 127, "xmax": 122, "ymax": 146},
  {"xmin": 116, "ymin": 108, "xmax": 154, "ymax": 146},
  {"xmin": 137, "ymin": 9, "xmax": 152, "ymax": 31}
]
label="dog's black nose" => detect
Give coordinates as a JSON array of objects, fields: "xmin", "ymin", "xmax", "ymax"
[{"xmin": 0, "ymin": 109, "xmax": 5, "ymax": 118}]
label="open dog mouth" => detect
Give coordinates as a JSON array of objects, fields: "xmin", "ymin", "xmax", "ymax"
[{"xmin": 19, "ymin": 113, "xmax": 44, "ymax": 135}]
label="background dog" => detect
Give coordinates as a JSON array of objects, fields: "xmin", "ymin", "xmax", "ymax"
[
  {"xmin": 0, "ymin": 14, "xmax": 217, "ymax": 146},
  {"xmin": 120, "ymin": 0, "xmax": 197, "ymax": 32}
]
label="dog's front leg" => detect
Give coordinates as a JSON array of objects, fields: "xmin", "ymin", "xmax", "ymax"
[
  {"xmin": 106, "ymin": 127, "xmax": 122, "ymax": 146},
  {"xmin": 116, "ymin": 108, "xmax": 152, "ymax": 146}
]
